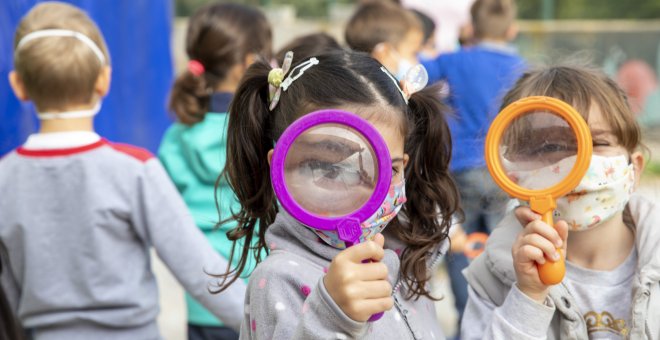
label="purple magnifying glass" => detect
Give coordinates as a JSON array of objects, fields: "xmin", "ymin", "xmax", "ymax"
[{"xmin": 271, "ymin": 109, "xmax": 392, "ymax": 322}]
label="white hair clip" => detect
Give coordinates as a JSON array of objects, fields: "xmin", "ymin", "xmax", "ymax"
[
  {"xmin": 268, "ymin": 53, "xmax": 319, "ymax": 111},
  {"xmin": 381, "ymin": 64, "xmax": 429, "ymax": 104},
  {"xmin": 16, "ymin": 29, "xmax": 106, "ymax": 64}
]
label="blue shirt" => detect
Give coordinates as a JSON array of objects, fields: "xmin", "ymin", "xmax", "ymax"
[{"xmin": 423, "ymin": 43, "xmax": 525, "ymax": 172}]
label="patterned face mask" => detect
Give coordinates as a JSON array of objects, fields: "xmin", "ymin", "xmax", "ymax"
[
  {"xmin": 312, "ymin": 178, "xmax": 407, "ymax": 249},
  {"xmin": 513, "ymin": 155, "xmax": 635, "ymax": 231}
]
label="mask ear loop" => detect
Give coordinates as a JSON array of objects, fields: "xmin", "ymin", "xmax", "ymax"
[{"xmin": 380, "ymin": 64, "xmax": 429, "ymax": 104}]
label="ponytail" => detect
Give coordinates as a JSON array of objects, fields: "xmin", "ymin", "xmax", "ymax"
[
  {"xmin": 392, "ymin": 83, "xmax": 462, "ymax": 300},
  {"xmin": 211, "ymin": 60, "xmax": 278, "ymax": 292},
  {"xmin": 169, "ymin": 70, "xmax": 212, "ymax": 125}
]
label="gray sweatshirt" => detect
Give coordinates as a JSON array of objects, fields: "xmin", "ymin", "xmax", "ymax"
[
  {"xmin": 0, "ymin": 135, "xmax": 246, "ymax": 339},
  {"xmin": 461, "ymin": 194, "xmax": 660, "ymax": 339},
  {"xmin": 240, "ymin": 212, "xmax": 447, "ymax": 340}
]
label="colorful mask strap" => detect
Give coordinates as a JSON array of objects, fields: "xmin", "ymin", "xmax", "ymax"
[{"xmin": 17, "ymin": 29, "xmax": 106, "ymax": 64}]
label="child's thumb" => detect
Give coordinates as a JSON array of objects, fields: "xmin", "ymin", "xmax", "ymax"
[{"xmin": 372, "ymin": 233, "xmax": 385, "ymax": 248}]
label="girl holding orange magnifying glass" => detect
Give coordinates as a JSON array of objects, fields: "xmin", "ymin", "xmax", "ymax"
[{"xmin": 461, "ymin": 65, "xmax": 659, "ymax": 339}]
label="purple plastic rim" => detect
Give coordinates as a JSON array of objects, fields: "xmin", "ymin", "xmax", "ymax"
[{"xmin": 270, "ymin": 109, "xmax": 393, "ymax": 234}]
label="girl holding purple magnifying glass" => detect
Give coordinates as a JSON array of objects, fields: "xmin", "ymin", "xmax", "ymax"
[{"xmin": 212, "ymin": 50, "xmax": 461, "ymax": 339}]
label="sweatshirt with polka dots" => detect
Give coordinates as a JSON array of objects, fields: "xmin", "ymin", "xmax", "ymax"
[{"xmin": 240, "ymin": 212, "xmax": 448, "ymax": 340}]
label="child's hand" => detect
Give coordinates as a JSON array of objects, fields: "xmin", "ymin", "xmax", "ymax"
[
  {"xmin": 323, "ymin": 233, "xmax": 394, "ymax": 322},
  {"xmin": 512, "ymin": 207, "xmax": 568, "ymax": 303}
]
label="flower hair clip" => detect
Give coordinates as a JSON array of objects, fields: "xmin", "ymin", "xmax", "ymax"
[
  {"xmin": 188, "ymin": 60, "xmax": 205, "ymax": 77},
  {"xmin": 380, "ymin": 64, "xmax": 429, "ymax": 104},
  {"xmin": 268, "ymin": 51, "xmax": 294, "ymax": 111}
]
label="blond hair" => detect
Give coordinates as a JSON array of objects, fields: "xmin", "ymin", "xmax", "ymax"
[
  {"xmin": 13, "ymin": 2, "xmax": 110, "ymax": 111},
  {"xmin": 501, "ymin": 64, "xmax": 642, "ymax": 154},
  {"xmin": 471, "ymin": 0, "xmax": 517, "ymax": 40},
  {"xmin": 345, "ymin": 2, "xmax": 421, "ymax": 53}
]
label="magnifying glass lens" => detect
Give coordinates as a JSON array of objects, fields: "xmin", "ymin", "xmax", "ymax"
[
  {"xmin": 499, "ymin": 111, "xmax": 578, "ymax": 191},
  {"xmin": 283, "ymin": 123, "xmax": 379, "ymax": 217}
]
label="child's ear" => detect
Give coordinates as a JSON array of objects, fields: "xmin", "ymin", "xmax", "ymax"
[
  {"xmin": 403, "ymin": 153, "xmax": 410, "ymax": 168},
  {"xmin": 94, "ymin": 66, "xmax": 112, "ymax": 98},
  {"xmin": 244, "ymin": 53, "xmax": 257, "ymax": 68},
  {"xmin": 267, "ymin": 149, "xmax": 274, "ymax": 167},
  {"xmin": 505, "ymin": 23, "xmax": 519, "ymax": 42},
  {"xmin": 8, "ymin": 71, "xmax": 29, "ymax": 101},
  {"xmin": 631, "ymin": 151, "xmax": 645, "ymax": 190}
]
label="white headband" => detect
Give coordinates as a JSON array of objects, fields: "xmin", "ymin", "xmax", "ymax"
[{"xmin": 16, "ymin": 29, "xmax": 106, "ymax": 64}]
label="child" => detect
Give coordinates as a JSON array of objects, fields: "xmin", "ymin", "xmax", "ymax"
[
  {"xmin": 345, "ymin": 2, "xmax": 423, "ymax": 80},
  {"xmin": 422, "ymin": 0, "xmax": 524, "ymax": 323},
  {"xmin": 410, "ymin": 9, "xmax": 439, "ymax": 61},
  {"xmin": 462, "ymin": 65, "xmax": 658, "ymax": 339},
  {"xmin": 215, "ymin": 49, "xmax": 461, "ymax": 339},
  {"xmin": 158, "ymin": 3, "xmax": 271, "ymax": 339},
  {"xmin": 0, "ymin": 2, "xmax": 246, "ymax": 338},
  {"xmin": 0, "ymin": 241, "xmax": 24, "ymax": 340}
]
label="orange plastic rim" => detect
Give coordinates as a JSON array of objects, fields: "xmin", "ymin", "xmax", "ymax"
[
  {"xmin": 485, "ymin": 96, "xmax": 593, "ymax": 202},
  {"xmin": 464, "ymin": 232, "xmax": 489, "ymax": 259}
]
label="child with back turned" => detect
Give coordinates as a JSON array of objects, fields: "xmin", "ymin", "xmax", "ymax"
[
  {"xmin": 462, "ymin": 64, "xmax": 659, "ymax": 339},
  {"xmin": 158, "ymin": 3, "xmax": 271, "ymax": 339},
  {"xmin": 214, "ymin": 48, "xmax": 461, "ymax": 339},
  {"xmin": 0, "ymin": 2, "xmax": 245, "ymax": 338}
]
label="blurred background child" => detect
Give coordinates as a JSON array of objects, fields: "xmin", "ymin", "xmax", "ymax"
[
  {"xmin": 0, "ymin": 3, "xmax": 246, "ymax": 338},
  {"xmin": 345, "ymin": 1, "xmax": 423, "ymax": 80},
  {"xmin": 422, "ymin": 0, "xmax": 525, "ymax": 332},
  {"xmin": 159, "ymin": 3, "xmax": 272, "ymax": 340}
]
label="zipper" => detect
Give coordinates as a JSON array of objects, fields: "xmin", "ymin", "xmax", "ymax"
[{"xmin": 390, "ymin": 242, "xmax": 446, "ymax": 339}]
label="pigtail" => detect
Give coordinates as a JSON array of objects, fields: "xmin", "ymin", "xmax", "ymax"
[
  {"xmin": 393, "ymin": 84, "xmax": 462, "ymax": 300},
  {"xmin": 169, "ymin": 70, "xmax": 212, "ymax": 125},
  {"xmin": 210, "ymin": 60, "xmax": 278, "ymax": 292}
]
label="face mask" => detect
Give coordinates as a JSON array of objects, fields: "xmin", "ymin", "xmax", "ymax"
[
  {"xmin": 313, "ymin": 179, "xmax": 407, "ymax": 249},
  {"xmin": 389, "ymin": 48, "xmax": 415, "ymax": 81},
  {"xmin": 513, "ymin": 154, "xmax": 635, "ymax": 231}
]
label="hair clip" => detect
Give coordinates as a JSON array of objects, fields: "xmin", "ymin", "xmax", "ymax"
[
  {"xmin": 381, "ymin": 64, "xmax": 429, "ymax": 104},
  {"xmin": 268, "ymin": 51, "xmax": 294, "ymax": 111},
  {"xmin": 188, "ymin": 60, "xmax": 205, "ymax": 77},
  {"xmin": 280, "ymin": 57, "xmax": 319, "ymax": 92},
  {"xmin": 16, "ymin": 29, "xmax": 106, "ymax": 64}
]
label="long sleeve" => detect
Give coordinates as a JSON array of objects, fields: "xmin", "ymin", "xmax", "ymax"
[
  {"xmin": 0, "ymin": 248, "xmax": 19, "ymax": 314},
  {"xmin": 461, "ymin": 285, "xmax": 556, "ymax": 340},
  {"xmin": 131, "ymin": 159, "xmax": 246, "ymax": 331},
  {"xmin": 241, "ymin": 257, "xmax": 368, "ymax": 340}
]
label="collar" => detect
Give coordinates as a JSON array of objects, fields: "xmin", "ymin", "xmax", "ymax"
[
  {"xmin": 475, "ymin": 41, "xmax": 518, "ymax": 55},
  {"xmin": 22, "ymin": 131, "xmax": 101, "ymax": 150},
  {"xmin": 209, "ymin": 92, "xmax": 233, "ymax": 113}
]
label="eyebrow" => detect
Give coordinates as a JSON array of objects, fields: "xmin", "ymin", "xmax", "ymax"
[{"xmin": 392, "ymin": 157, "xmax": 404, "ymax": 164}]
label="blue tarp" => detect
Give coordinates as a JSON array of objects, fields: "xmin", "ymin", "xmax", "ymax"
[{"xmin": 0, "ymin": 0, "xmax": 174, "ymax": 155}]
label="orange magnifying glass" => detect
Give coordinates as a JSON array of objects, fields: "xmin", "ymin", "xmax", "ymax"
[{"xmin": 485, "ymin": 96, "xmax": 592, "ymax": 285}]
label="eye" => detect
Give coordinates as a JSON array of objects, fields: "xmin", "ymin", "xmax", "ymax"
[{"xmin": 593, "ymin": 140, "xmax": 611, "ymax": 147}]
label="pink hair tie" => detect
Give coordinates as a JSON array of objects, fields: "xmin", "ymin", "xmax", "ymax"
[{"xmin": 188, "ymin": 60, "xmax": 205, "ymax": 76}]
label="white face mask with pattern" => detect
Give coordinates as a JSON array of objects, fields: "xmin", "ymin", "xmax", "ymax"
[{"xmin": 512, "ymin": 154, "xmax": 636, "ymax": 231}]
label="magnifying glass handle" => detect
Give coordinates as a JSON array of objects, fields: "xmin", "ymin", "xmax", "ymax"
[{"xmin": 537, "ymin": 211, "xmax": 565, "ymax": 285}]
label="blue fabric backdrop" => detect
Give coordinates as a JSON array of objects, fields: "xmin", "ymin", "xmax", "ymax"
[{"xmin": 0, "ymin": 0, "xmax": 174, "ymax": 155}]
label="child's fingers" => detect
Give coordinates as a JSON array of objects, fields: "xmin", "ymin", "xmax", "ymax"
[
  {"xmin": 355, "ymin": 297, "xmax": 394, "ymax": 319},
  {"xmin": 555, "ymin": 220, "xmax": 569, "ymax": 251},
  {"xmin": 518, "ymin": 244, "xmax": 546, "ymax": 265},
  {"xmin": 372, "ymin": 233, "xmax": 385, "ymax": 248},
  {"xmin": 523, "ymin": 220, "xmax": 563, "ymax": 248},
  {"xmin": 356, "ymin": 262, "xmax": 389, "ymax": 281},
  {"xmin": 358, "ymin": 280, "xmax": 393, "ymax": 299},
  {"xmin": 521, "ymin": 233, "xmax": 561, "ymax": 262},
  {"xmin": 514, "ymin": 206, "xmax": 541, "ymax": 226},
  {"xmin": 341, "ymin": 240, "xmax": 385, "ymax": 264}
]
